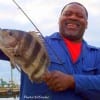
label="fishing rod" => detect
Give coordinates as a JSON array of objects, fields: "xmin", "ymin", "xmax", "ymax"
[{"xmin": 12, "ymin": 0, "xmax": 64, "ymax": 65}]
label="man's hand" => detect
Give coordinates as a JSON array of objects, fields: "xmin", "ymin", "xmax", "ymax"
[{"xmin": 43, "ymin": 70, "xmax": 75, "ymax": 92}]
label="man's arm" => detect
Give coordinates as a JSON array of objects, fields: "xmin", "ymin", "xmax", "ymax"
[
  {"xmin": 74, "ymin": 75, "xmax": 100, "ymax": 99},
  {"xmin": 43, "ymin": 70, "xmax": 100, "ymax": 100},
  {"xmin": 74, "ymin": 51, "xmax": 100, "ymax": 99},
  {"xmin": 0, "ymin": 50, "xmax": 9, "ymax": 60}
]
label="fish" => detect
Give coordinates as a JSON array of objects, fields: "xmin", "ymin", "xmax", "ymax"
[{"xmin": 0, "ymin": 28, "xmax": 50, "ymax": 82}]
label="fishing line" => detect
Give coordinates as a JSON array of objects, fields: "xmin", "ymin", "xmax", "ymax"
[{"xmin": 12, "ymin": 0, "xmax": 64, "ymax": 65}]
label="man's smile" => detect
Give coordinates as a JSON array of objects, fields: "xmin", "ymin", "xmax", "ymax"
[{"xmin": 65, "ymin": 20, "xmax": 81, "ymax": 30}]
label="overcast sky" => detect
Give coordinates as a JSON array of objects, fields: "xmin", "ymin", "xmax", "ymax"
[{"xmin": 0, "ymin": 0, "xmax": 100, "ymax": 84}]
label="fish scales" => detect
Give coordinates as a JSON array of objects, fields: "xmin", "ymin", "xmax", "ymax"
[{"xmin": 0, "ymin": 29, "xmax": 50, "ymax": 82}]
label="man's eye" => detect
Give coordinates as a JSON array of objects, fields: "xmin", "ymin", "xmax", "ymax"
[
  {"xmin": 76, "ymin": 12, "xmax": 85, "ymax": 18},
  {"xmin": 77, "ymin": 14, "xmax": 84, "ymax": 18},
  {"xmin": 63, "ymin": 12, "xmax": 72, "ymax": 16}
]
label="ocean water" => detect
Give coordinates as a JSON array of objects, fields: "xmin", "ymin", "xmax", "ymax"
[{"xmin": 0, "ymin": 97, "xmax": 19, "ymax": 100}]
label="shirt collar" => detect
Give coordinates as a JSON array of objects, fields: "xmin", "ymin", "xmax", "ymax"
[
  {"xmin": 49, "ymin": 32, "xmax": 62, "ymax": 40},
  {"xmin": 49, "ymin": 32, "xmax": 99, "ymax": 50}
]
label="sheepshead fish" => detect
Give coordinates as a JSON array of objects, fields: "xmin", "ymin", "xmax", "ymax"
[{"xmin": 0, "ymin": 28, "xmax": 50, "ymax": 82}]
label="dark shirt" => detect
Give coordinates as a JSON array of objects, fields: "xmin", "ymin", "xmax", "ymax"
[{"xmin": 0, "ymin": 50, "xmax": 9, "ymax": 60}]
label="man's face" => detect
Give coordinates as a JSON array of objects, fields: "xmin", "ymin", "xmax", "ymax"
[{"xmin": 59, "ymin": 4, "xmax": 88, "ymax": 42}]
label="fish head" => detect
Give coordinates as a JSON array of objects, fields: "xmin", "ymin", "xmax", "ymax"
[
  {"xmin": 0, "ymin": 29, "xmax": 25, "ymax": 48},
  {"xmin": 0, "ymin": 29, "xmax": 26, "ymax": 68}
]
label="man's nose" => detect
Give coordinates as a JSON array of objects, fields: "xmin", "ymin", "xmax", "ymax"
[{"xmin": 69, "ymin": 14, "xmax": 78, "ymax": 20}]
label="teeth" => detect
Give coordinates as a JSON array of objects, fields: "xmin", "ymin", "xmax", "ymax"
[
  {"xmin": 67, "ymin": 23, "xmax": 77, "ymax": 29},
  {"xmin": 65, "ymin": 21, "xmax": 80, "ymax": 27}
]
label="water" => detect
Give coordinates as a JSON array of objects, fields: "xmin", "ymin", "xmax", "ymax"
[{"xmin": 0, "ymin": 97, "xmax": 19, "ymax": 100}]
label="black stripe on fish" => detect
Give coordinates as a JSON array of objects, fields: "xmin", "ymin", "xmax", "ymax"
[
  {"xmin": 31, "ymin": 53, "xmax": 47, "ymax": 79},
  {"xmin": 14, "ymin": 33, "xmax": 33, "ymax": 59},
  {"xmin": 22, "ymin": 39, "xmax": 41, "ymax": 68},
  {"xmin": 22, "ymin": 33, "xmax": 33, "ymax": 51},
  {"xmin": 30, "ymin": 41, "xmax": 41, "ymax": 62}
]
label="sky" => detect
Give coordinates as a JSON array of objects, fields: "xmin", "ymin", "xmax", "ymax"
[{"xmin": 0, "ymin": 0, "xmax": 100, "ymax": 85}]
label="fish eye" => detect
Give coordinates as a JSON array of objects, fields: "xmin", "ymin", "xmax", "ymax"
[{"xmin": 9, "ymin": 32, "xmax": 13, "ymax": 36}]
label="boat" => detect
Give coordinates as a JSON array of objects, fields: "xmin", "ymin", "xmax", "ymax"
[{"xmin": 0, "ymin": 67, "xmax": 20, "ymax": 98}]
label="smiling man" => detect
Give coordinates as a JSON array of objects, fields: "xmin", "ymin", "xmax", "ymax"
[
  {"xmin": 59, "ymin": 2, "xmax": 88, "ymax": 42},
  {"xmin": 42, "ymin": 2, "xmax": 100, "ymax": 100}
]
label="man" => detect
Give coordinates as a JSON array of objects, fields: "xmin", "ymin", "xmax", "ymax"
[{"xmin": 0, "ymin": 2, "xmax": 100, "ymax": 100}]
